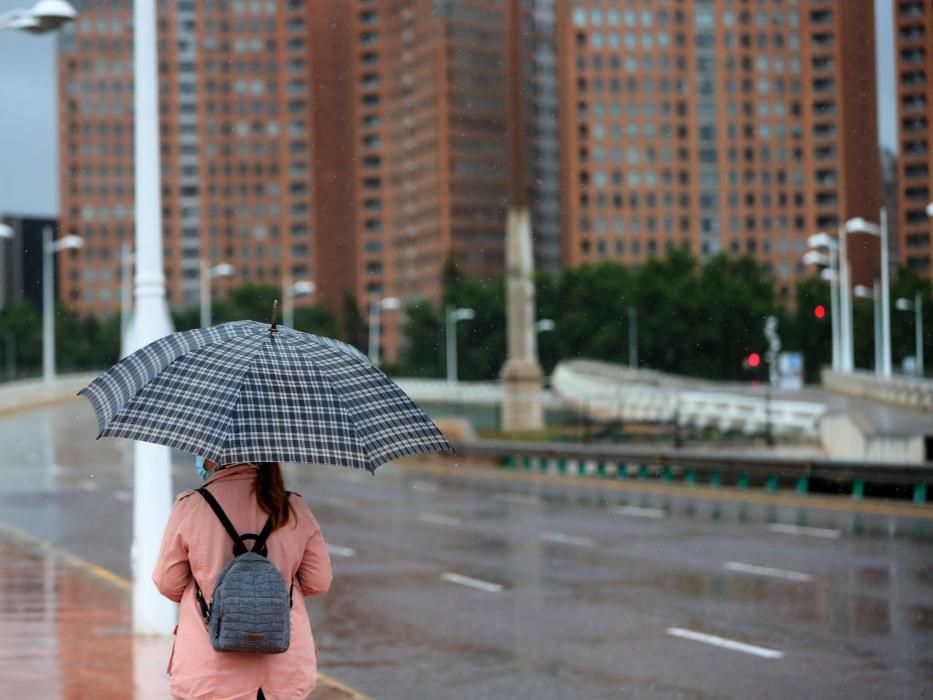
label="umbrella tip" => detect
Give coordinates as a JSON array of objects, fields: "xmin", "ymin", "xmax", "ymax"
[{"xmin": 270, "ymin": 299, "xmax": 279, "ymax": 333}]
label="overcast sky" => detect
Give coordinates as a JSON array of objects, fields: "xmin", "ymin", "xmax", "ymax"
[{"xmin": 0, "ymin": 0, "xmax": 900, "ymax": 219}]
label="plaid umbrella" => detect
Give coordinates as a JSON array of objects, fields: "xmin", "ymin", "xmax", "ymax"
[{"xmin": 79, "ymin": 320, "xmax": 452, "ymax": 472}]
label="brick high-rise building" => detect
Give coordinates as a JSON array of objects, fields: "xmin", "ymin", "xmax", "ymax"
[
  {"xmin": 557, "ymin": 0, "xmax": 882, "ymax": 296},
  {"xmin": 57, "ymin": 0, "xmax": 325, "ymax": 317},
  {"xmin": 894, "ymin": 0, "xmax": 933, "ymax": 276},
  {"xmin": 56, "ymin": 1, "xmax": 560, "ymax": 363}
]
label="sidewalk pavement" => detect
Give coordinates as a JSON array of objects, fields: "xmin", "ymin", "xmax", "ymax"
[{"xmin": 0, "ymin": 526, "xmax": 364, "ymax": 700}]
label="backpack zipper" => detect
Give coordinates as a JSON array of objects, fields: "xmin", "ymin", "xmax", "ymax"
[{"xmin": 215, "ymin": 611, "xmax": 223, "ymax": 639}]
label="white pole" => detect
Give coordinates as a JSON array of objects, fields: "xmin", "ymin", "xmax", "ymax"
[
  {"xmin": 368, "ymin": 304, "xmax": 380, "ymax": 365},
  {"xmin": 829, "ymin": 245, "xmax": 840, "ymax": 371},
  {"xmin": 838, "ymin": 225, "xmax": 854, "ymax": 371},
  {"xmin": 42, "ymin": 225, "xmax": 54, "ymax": 384},
  {"xmin": 917, "ymin": 292, "xmax": 924, "ymax": 376},
  {"xmin": 199, "ymin": 259, "xmax": 210, "ymax": 328},
  {"xmin": 131, "ymin": 0, "xmax": 176, "ymax": 636},
  {"xmin": 628, "ymin": 306, "xmax": 638, "ymax": 369},
  {"xmin": 283, "ymin": 274, "xmax": 294, "ymax": 329},
  {"xmin": 873, "ymin": 281, "xmax": 882, "ymax": 376},
  {"xmin": 446, "ymin": 306, "xmax": 456, "ymax": 383},
  {"xmin": 879, "ymin": 207, "xmax": 893, "ymax": 378},
  {"xmin": 120, "ymin": 244, "xmax": 132, "ymax": 358}
]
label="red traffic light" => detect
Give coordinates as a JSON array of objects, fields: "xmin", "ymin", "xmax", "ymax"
[
  {"xmin": 747, "ymin": 352, "xmax": 761, "ymax": 368},
  {"xmin": 814, "ymin": 305, "xmax": 826, "ymax": 319}
]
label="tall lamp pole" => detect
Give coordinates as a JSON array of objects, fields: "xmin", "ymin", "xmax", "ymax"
[
  {"xmin": 845, "ymin": 210, "xmax": 892, "ymax": 377},
  {"xmin": 199, "ymin": 260, "xmax": 235, "ymax": 328},
  {"xmin": 446, "ymin": 306, "xmax": 475, "ymax": 383},
  {"xmin": 368, "ymin": 296, "xmax": 400, "ymax": 367},
  {"xmin": 42, "ymin": 227, "xmax": 83, "ymax": 383},
  {"xmin": 282, "ymin": 276, "xmax": 315, "ymax": 329},
  {"xmin": 131, "ymin": 0, "xmax": 176, "ymax": 635},
  {"xmin": 804, "ymin": 232, "xmax": 840, "ymax": 371},
  {"xmin": 896, "ymin": 294, "xmax": 924, "ymax": 376}
]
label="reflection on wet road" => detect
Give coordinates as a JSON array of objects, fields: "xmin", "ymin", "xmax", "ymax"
[{"xmin": 1, "ymin": 403, "xmax": 932, "ymax": 699}]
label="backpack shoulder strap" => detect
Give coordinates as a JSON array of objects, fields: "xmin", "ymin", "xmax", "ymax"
[
  {"xmin": 197, "ymin": 487, "xmax": 248, "ymax": 557},
  {"xmin": 251, "ymin": 491, "xmax": 291, "ymax": 556}
]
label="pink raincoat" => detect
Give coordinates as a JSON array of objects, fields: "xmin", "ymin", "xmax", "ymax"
[{"xmin": 153, "ymin": 464, "xmax": 332, "ymax": 700}]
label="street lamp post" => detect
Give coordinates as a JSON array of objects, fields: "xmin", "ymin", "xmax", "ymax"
[
  {"xmin": 0, "ymin": 224, "xmax": 12, "ymax": 313},
  {"xmin": 131, "ymin": 0, "xmax": 176, "ymax": 635},
  {"xmin": 445, "ymin": 306, "xmax": 475, "ymax": 383},
  {"xmin": 854, "ymin": 284, "xmax": 882, "ymax": 376},
  {"xmin": 0, "ymin": 0, "xmax": 76, "ymax": 32},
  {"xmin": 804, "ymin": 232, "xmax": 840, "ymax": 371},
  {"xmin": 199, "ymin": 259, "xmax": 235, "ymax": 328},
  {"xmin": 119, "ymin": 244, "xmax": 134, "ymax": 358},
  {"xmin": 282, "ymin": 276, "xmax": 315, "ymax": 329},
  {"xmin": 845, "ymin": 210, "xmax": 892, "ymax": 377},
  {"xmin": 896, "ymin": 293, "xmax": 924, "ymax": 376},
  {"xmin": 368, "ymin": 297, "xmax": 400, "ymax": 367},
  {"xmin": 42, "ymin": 227, "xmax": 82, "ymax": 383}
]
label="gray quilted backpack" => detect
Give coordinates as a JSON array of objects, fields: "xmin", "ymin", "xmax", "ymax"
[{"xmin": 194, "ymin": 487, "xmax": 292, "ymax": 653}]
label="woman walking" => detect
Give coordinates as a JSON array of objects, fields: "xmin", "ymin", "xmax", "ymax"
[{"xmin": 154, "ymin": 459, "xmax": 332, "ymax": 700}]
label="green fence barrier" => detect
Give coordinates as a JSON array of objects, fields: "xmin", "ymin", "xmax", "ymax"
[
  {"xmin": 523, "ymin": 457, "xmax": 533, "ymax": 471},
  {"xmin": 578, "ymin": 460, "xmax": 588, "ymax": 477},
  {"xmin": 709, "ymin": 472, "xmax": 723, "ymax": 488},
  {"xmin": 638, "ymin": 465, "xmax": 651, "ymax": 480},
  {"xmin": 852, "ymin": 480, "xmax": 865, "ymax": 500},
  {"xmin": 737, "ymin": 472, "xmax": 750, "ymax": 490},
  {"xmin": 505, "ymin": 456, "xmax": 516, "ymax": 470},
  {"xmin": 795, "ymin": 476, "xmax": 809, "ymax": 495},
  {"xmin": 557, "ymin": 459, "xmax": 568, "ymax": 475},
  {"xmin": 915, "ymin": 483, "xmax": 927, "ymax": 505},
  {"xmin": 684, "ymin": 469, "xmax": 697, "ymax": 486},
  {"xmin": 596, "ymin": 462, "xmax": 607, "ymax": 478},
  {"xmin": 764, "ymin": 475, "xmax": 779, "ymax": 493},
  {"xmin": 661, "ymin": 466, "xmax": 673, "ymax": 483}
]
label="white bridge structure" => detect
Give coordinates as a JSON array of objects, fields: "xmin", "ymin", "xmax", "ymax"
[
  {"xmin": 396, "ymin": 360, "xmax": 827, "ymax": 440},
  {"xmin": 550, "ymin": 360, "xmax": 826, "ymax": 439}
]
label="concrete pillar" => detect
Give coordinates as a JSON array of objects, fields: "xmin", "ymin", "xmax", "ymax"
[{"xmin": 500, "ymin": 207, "xmax": 544, "ymax": 431}]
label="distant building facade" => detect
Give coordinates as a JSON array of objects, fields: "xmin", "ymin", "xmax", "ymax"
[
  {"xmin": 894, "ymin": 0, "xmax": 932, "ymax": 276},
  {"xmin": 557, "ymin": 0, "xmax": 882, "ymax": 295}
]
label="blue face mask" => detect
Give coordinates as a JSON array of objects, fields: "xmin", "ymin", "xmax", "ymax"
[{"xmin": 195, "ymin": 456, "xmax": 211, "ymax": 481}]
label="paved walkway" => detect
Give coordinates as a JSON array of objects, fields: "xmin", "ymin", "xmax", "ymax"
[{"xmin": 0, "ymin": 526, "xmax": 364, "ymax": 700}]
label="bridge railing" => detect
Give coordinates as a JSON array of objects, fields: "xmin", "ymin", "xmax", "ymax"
[{"xmin": 447, "ymin": 439, "xmax": 933, "ymax": 504}]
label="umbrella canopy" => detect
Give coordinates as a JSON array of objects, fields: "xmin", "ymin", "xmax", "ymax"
[{"xmin": 79, "ymin": 320, "xmax": 452, "ymax": 472}]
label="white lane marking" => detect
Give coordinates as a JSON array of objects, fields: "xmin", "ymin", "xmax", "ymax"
[
  {"xmin": 541, "ymin": 531, "xmax": 595, "ymax": 548},
  {"xmin": 322, "ymin": 496, "xmax": 355, "ymax": 509},
  {"xmin": 326, "ymin": 544, "xmax": 356, "ymax": 558},
  {"xmin": 613, "ymin": 505, "xmax": 665, "ymax": 519},
  {"xmin": 724, "ymin": 561, "xmax": 813, "ymax": 582},
  {"xmin": 768, "ymin": 523, "xmax": 841, "ymax": 539},
  {"xmin": 440, "ymin": 572, "xmax": 504, "ymax": 593},
  {"xmin": 411, "ymin": 480, "xmax": 439, "ymax": 492},
  {"xmin": 495, "ymin": 492, "xmax": 540, "ymax": 505},
  {"xmin": 666, "ymin": 627, "xmax": 783, "ymax": 659},
  {"xmin": 419, "ymin": 512, "xmax": 461, "ymax": 527},
  {"xmin": 113, "ymin": 489, "xmax": 131, "ymax": 502}
]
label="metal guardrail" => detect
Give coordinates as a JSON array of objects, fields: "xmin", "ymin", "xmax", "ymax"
[{"xmin": 449, "ymin": 439, "xmax": 933, "ymax": 503}]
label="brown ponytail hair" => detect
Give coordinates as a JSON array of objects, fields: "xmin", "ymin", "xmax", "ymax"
[{"xmin": 253, "ymin": 462, "xmax": 295, "ymax": 530}]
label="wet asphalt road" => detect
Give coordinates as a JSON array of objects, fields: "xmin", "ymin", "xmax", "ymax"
[{"xmin": 0, "ymin": 402, "xmax": 931, "ymax": 700}]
